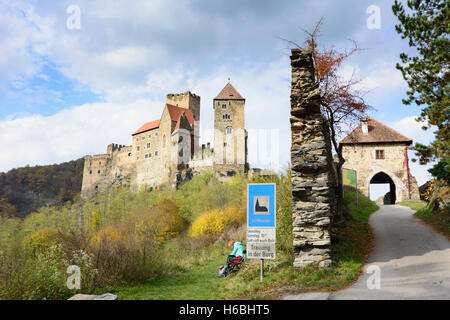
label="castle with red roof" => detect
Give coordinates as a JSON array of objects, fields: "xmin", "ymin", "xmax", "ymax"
[{"xmin": 81, "ymin": 83, "xmax": 248, "ymax": 196}]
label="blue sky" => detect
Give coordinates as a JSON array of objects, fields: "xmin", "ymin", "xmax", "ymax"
[{"xmin": 0, "ymin": 0, "xmax": 437, "ymax": 197}]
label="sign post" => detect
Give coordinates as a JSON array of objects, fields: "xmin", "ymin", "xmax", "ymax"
[
  {"xmin": 247, "ymin": 183, "xmax": 276, "ymax": 283},
  {"xmin": 342, "ymin": 168, "xmax": 358, "ymax": 207}
]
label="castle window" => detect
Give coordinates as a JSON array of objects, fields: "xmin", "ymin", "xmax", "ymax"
[
  {"xmin": 147, "ymin": 143, "xmax": 151, "ymax": 149},
  {"xmin": 98, "ymin": 170, "xmax": 101, "ymax": 174},
  {"xmin": 375, "ymin": 150, "xmax": 385, "ymax": 160},
  {"xmin": 222, "ymin": 114, "xmax": 231, "ymax": 120},
  {"xmin": 89, "ymin": 170, "xmax": 92, "ymax": 174},
  {"xmin": 137, "ymin": 146, "xmax": 140, "ymax": 151},
  {"xmin": 145, "ymin": 154, "xmax": 148, "ymax": 159},
  {"xmin": 155, "ymin": 151, "xmax": 158, "ymax": 156},
  {"xmin": 224, "ymin": 142, "xmax": 227, "ymax": 147},
  {"xmin": 226, "ymin": 127, "xmax": 232, "ymax": 135},
  {"xmin": 178, "ymin": 136, "xmax": 183, "ymax": 143},
  {"xmin": 163, "ymin": 134, "xmax": 166, "ymax": 148},
  {"xmin": 222, "ymin": 104, "xmax": 227, "ymax": 109},
  {"xmin": 179, "ymin": 149, "xmax": 183, "ymax": 157}
]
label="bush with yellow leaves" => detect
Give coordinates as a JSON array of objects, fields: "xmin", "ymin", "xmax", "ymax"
[
  {"xmin": 420, "ymin": 179, "xmax": 435, "ymax": 202},
  {"xmin": 90, "ymin": 224, "xmax": 124, "ymax": 246},
  {"xmin": 22, "ymin": 228, "xmax": 60, "ymax": 256},
  {"xmin": 189, "ymin": 205, "xmax": 245, "ymax": 239},
  {"xmin": 132, "ymin": 199, "xmax": 187, "ymax": 246}
]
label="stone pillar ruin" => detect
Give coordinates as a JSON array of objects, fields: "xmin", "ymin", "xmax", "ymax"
[{"xmin": 290, "ymin": 48, "xmax": 336, "ymax": 268}]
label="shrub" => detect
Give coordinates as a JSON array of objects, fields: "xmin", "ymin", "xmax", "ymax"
[
  {"xmin": 23, "ymin": 244, "xmax": 73, "ymax": 300},
  {"xmin": 132, "ymin": 199, "xmax": 186, "ymax": 246},
  {"xmin": 90, "ymin": 225, "xmax": 123, "ymax": 247},
  {"xmin": 190, "ymin": 209, "xmax": 226, "ymax": 238},
  {"xmin": 189, "ymin": 205, "xmax": 245, "ymax": 239},
  {"xmin": 421, "ymin": 179, "xmax": 435, "ymax": 202},
  {"xmin": 174, "ymin": 172, "xmax": 247, "ymax": 221},
  {"xmin": 68, "ymin": 249, "xmax": 98, "ymax": 292},
  {"xmin": 88, "ymin": 235, "xmax": 168, "ymax": 287},
  {"xmin": 22, "ymin": 228, "xmax": 60, "ymax": 256}
]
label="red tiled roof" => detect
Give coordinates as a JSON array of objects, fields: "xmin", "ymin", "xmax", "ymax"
[
  {"xmin": 166, "ymin": 104, "xmax": 195, "ymax": 125},
  {"xmin": 214, "ymin": 82, "xmax": 244, "ymax": 100},
  {"xmin": 132, "ymin": 120, "xmax": 160, "ymax": 136},
  {"xmin": 340, "ymin": 117, "xmax": 412, "ymax": 146},
  {"xmin": 173, "ymin": 115, "xmax": 191, "ymax": 132}
]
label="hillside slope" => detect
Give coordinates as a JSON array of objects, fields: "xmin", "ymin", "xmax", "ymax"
[{"xmin": 0, "ymin": 158, "xmax": 84, "ymax": 217}]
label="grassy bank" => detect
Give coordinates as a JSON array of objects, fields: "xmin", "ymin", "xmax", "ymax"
[
  {"xmin": 397, "ymin": 199, "xmax": 449, "ymax": 238},
  {"xmin": 414, "ymin": 207, "xmax": 450, "ymax": 238},
  {"xmin": 397, "ymin": 200, "xmax": 427, "ymax": 211},
  {"xmin": 115, "ymin": 188, "xmax": 379, "ymax": 300}
]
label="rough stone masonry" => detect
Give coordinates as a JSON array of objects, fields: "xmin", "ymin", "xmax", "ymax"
[{"xmin": 290, "ymin": 48, "xmax": 336, "ymax": 268}]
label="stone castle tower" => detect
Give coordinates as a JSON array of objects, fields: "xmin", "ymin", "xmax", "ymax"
[
  {"xmin": 81, "ymin": 83, "xmax": 248, "ymax": 197},
  {"xmin": 213, "ymin": 82, "xmax": 247, "ymax": 174},
  {"xmin": 166, "ymin": 91, "xmax": 201, "ymax": 154}
]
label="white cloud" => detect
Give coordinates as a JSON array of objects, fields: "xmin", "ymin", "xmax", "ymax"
[
  {"xmin": 388, "ymin": 116, "xmax": 436, "ymax": 185},
  {"xmin": 0, "ymin": 1, "xmax": 55, "ymax": 88},
  {"xmin": 338, "ymin": 59, "xmax": 407, "ymax": 105},
  {"xmin": 388, "ymin": 116, "xmax": 435, "ymax": 146},
  {"xmin": 0, "ymin": 0, "xmax": 377, "ymax": 102},
  {"xmin": 0, "ymin": 98, "xmax": 163, "ymax": 172}
]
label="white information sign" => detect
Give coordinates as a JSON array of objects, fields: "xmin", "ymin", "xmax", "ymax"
[{"xmin": 246, "ymin": 228, "xmax": 276, "ymax": 259}]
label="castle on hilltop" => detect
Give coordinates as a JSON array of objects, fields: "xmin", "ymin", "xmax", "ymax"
[{"xmin": 81, "ymin": 83, "xmax": 248, "ymax": 197}]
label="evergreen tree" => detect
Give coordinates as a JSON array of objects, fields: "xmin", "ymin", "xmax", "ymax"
[{"xmin": 392, "ymin": 0, "xmax": 450, "ymax": 183}]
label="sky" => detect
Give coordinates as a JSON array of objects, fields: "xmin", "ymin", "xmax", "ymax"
[{"xmin": 0, "ymin": 0, "xmax": 437, "ymax": 199}]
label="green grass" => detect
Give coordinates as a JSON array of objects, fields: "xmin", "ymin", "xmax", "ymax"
[
  {"xmin": 397, "ymin": 199, "xmax": 427, "ymax": 211},
  {"xmin": 414, "ymin": 207, "xmax": 450, "ymax": 238},
  {"xmin": 115, "ymin": 256, "xmax": 230, "ymax": 300},
  {"xmin": 114, "ymin": 190, "xmax": 379, "ymax": 300},
  {"xmin": 397, "ymin": 198, "xmax": 449, "ymax": 238}
]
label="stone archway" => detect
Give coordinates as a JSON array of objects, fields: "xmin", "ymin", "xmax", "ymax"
[
  {"xmin": 363, "ymin": 167, "xmax": 410, "ymax": 203},
  {"xmin": 370, "ymin": 171, "xmax": 396, "ymax": 204}
]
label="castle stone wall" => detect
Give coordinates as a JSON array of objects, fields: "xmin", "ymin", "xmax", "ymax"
[
  {"xmin": 81, "ymin": 144, "xmax": 135, "ymax": 197},
  {"xmin": 290, "ymin": 48, "xmax": 337, "ymax": 268}
]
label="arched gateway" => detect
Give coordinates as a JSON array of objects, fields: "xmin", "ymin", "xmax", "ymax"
[
  {"xmin": 339, "ymin": 117, "xmax": 420, "ymax": 203},
  {"xmin": 369, "ymin": 171, "xmax": 396, "ymax": 204}
]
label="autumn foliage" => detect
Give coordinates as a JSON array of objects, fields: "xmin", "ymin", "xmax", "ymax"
[{"xmin": 189, "ymin": 205, "xmax": 245, "ymax": 239}]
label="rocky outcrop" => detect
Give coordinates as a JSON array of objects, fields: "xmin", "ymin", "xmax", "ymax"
[{"xmin": 290, "ymin": 48, "xmax": 336, "ymax": 268}]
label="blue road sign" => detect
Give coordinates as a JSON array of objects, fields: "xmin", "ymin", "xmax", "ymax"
[{"xmin": 247, "ymin": 183, "xmax": 276, "ymax": 228}]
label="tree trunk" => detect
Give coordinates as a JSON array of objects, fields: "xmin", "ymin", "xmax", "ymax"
[{"xmin": 335, "ymin": 158, "xmax": 350, "ymax": 221}]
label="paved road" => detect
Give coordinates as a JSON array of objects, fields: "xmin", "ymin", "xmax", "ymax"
[{"xmin": 329, "ymin": 205, "xmax": 450, "ymax": 300}]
